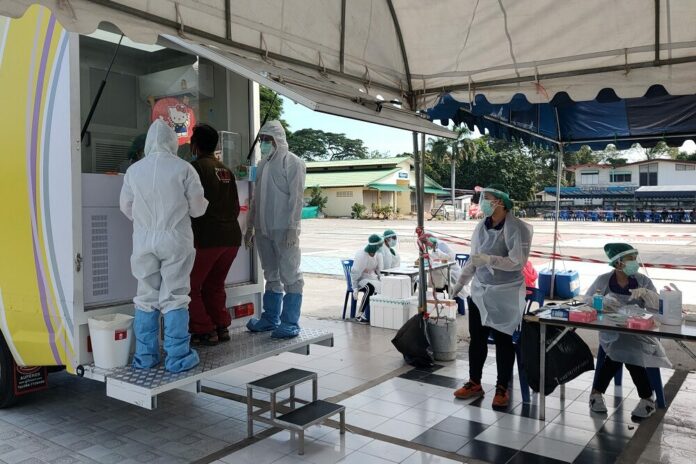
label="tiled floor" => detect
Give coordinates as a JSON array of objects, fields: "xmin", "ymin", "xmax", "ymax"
[
  {"xmin": 216, "ymin": 320, "xmax": 685, "ymax": 464},
  {"xmin": 0, "ymin": 317, "xmax": 691, "ymax": 464}
]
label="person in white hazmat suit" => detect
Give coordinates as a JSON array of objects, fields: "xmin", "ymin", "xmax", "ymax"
[
  {"xmin": 451, "ymin": 185, "xmax": 533, "ymax": 408},
  {"xmin": 245, "ymin": 120, "xmax": 306, "ymax": 338},
  {"xmin": 380, "ymin": 229, "xmax": 401, "ymax": 269},
  {"xmin": 351, "ymin": 234, "xmax": 384, "ymax": 323},
  {"xmin": 120, "ymin": 119, "xmax": 208, "ymax": 373},
  {"xmin": 585, "ymin": 243, "xmax": 670, "ymax": 418}
]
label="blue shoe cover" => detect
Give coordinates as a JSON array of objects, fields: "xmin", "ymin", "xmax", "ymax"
[
  {"xmin": 271, "ymin": 293, "xmax": 302, "ymax": 339},
  {"xmin": 247, "ymin": 291, "xmax": 283, "ymax": 332},
  {"xmin": 163, "ymin": 309, "xmax": 200, "ymax": 373},
  {"xmin": 132, "ymin": 308, "xmax": 160, "ymax": 369}
]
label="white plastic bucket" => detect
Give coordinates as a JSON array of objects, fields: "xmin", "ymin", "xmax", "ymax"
[{"xmin": 88, "ymin": 313, "xmax": 134, "ymax": 369}]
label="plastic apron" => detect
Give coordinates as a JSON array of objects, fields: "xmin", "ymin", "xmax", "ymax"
[
  {"xmin": 599, "ymin": 291, "xmax": 671, "ymax": 368},
  {"xmin": 470, "ymin": 227, "xmax": 525, "ymax": 336}
]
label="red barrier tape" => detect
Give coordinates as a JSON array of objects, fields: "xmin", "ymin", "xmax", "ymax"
[{"xmin": 428, "ymin": 230, "xmax": 696, "ymax": 272}]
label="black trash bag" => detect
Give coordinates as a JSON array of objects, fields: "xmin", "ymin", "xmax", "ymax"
[
  {"xmin": 521, "ymin": 320, "xmax": 594, "ymax": 395},
  {"xmin": 391, "ymin": 313, "xmax": 435, "ymax": 368}
]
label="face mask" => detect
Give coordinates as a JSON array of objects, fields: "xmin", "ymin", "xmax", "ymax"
[
  {"xmin": 388, "ymin": 238, "xmax": 397, "ymax": 247},
  {"xmin": 622, "ymin": 260, "xmax": 640, "ymax": 276},
  {"xmin": 481, "ymin": 199, "xmax": 497, "ymax": 218},
  {"xmin": 260, "ymin": 141, "xmax": 274, "ymax": 158}
]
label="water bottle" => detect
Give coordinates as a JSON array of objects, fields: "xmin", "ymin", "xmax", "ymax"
[{"xmin": 593, "ymin": 291, "xmax": 604, "ymax": 312}]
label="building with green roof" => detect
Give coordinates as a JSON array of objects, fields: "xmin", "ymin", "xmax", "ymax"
[{"xmin": 303, "ymin": 157, "xmax": 447, "ymax": 217}]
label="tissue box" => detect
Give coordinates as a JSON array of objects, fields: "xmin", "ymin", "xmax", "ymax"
[
  {"xmin": 371, "ymin": 296, "xmax": 418, "ymax": 329},
  {"xmin": 627, "ymin": 314, "xmax": 655, "ymax": 330},
  {"xmin": 569, "ymin": 308, "xmax": 597, "ymax": 323},
  {"xmin": 382, "ymin": 275, "xmax": 413, "ymax": 299}
]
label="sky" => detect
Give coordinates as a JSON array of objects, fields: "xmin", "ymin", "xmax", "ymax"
[
  {"xmin": 281, "ymin": 97, "xmax": 415, "ymax": 156},
  {"xmin": 281, "ymin": 96, "xmax": 696, "ymax": 159}
]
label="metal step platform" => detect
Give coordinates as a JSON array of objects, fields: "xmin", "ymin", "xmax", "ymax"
[
  {"xmin": 275, "ymin": 400, "xmax": 345, "ymax": 429},
  {"xmin": 246, "ymin": 369, "xmax": 345, "ymax": 455},
  {"xmin": 78, "ymin": 327, "xmax": 333, "ymax": 409}
]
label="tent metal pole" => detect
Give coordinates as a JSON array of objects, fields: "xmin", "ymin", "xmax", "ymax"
[
  {"xmin": 550, "ymin": 145, "xmax": 564, "ymax": 300},
  {"xmin": 654, "ymin": 0, "xmax": 661, "ymax": 64},
  {"xmin": 458, "ymin": 108, "xmax": 560, "ymax": 145},
  {"xmin": 550, "ymin": 108, "xmax": 565, "ymax": 300},
  {"xmin": 452, "ymin": 142, "xmax": 457, "ymax": 220},
  {"xmin": 414, "ymin": 132, "xmax": 426, "ymax": 310},
  {"xmin": 422, "ymin": 55, "xmax": 696, "ymax": 95},
  {"xmin": 340, "ymin": 0, "xmax": 347, "ymax": 73},
  {"xmin": 420, "ymin": 133, "xmax": 428, "ymax": 308}
]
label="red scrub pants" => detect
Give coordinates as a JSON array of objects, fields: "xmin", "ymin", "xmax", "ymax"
[{"xmin": 189, "ymin": 246, "xmax": 239, "ymax": 334}]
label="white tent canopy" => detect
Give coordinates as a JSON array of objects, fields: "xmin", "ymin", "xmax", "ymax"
[{"xmin": 3, "ymin": 0, "xmax": 696, "ymax": 114}]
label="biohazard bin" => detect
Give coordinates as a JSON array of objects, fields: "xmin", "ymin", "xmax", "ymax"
[{"xmin": 88, "ymin": 314, "xmax": 134, "ymax": 369}]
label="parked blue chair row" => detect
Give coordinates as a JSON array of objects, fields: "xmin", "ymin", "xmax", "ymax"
[{"xmin": 593, "ymin": 345, "xmax": 666, "ymax": 408}]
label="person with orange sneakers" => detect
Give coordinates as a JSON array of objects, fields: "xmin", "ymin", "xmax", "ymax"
[{"xmin": 450, "ymin": 185, "xmax": 533, "ymax": 408}]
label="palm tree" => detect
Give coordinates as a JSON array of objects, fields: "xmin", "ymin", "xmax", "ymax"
[{"xmin": 427, "ymin": 126, "xmax": 476, "ymax": 220}]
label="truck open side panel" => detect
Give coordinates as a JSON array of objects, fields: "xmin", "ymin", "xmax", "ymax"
[{"xmin": 0, "ymin": 7, "xmax": 79, "ymax": 371}]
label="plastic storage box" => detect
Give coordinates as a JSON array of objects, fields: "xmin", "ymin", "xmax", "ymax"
[
  {"xmin": 382, "ymin": 275, "xmax": 413, "ymax": 299},
  {"xmin": 539, "ymin": 269, "xmax": 581, "ymax": 299},
  {"xmin": 370, "ymin": 296, "xmax": 418, "ymax": 329}
]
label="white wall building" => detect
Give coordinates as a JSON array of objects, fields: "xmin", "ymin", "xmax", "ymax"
[{"xmin": 570, "ymin": 160, "xmax": 696, "ymax": 188}]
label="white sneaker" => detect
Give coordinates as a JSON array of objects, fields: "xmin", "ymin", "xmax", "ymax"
[
  {"xmin": 355, "ymin": 315, "xmax": 369, "ymax": 324},
  {"xmin": 632, "ymin": 398, "xmax": 656, "ymax": 418},
  {"xmin": 589, "ymin": 393, "xmax": 608, "ymax": 413}
]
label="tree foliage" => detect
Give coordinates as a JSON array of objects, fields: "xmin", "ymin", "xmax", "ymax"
[
  {"xmin": 287, "ymin": 128, "xmax": 369, "ymax": 161},
  {"xmin": 259, "ymin": 86, "xmax": 289, "ymax": 130},
  {"xmin": 676, "ymin": 151, "xmax": 696, "ymax": 161},
  {"xmin": 638, "ymin": 141, "xmax": 680, "ymax": 160},
  {"xmin": 425, "ymin": 136, "xmax": 538, "ymax": 201},
  {"xmin": 307, "ymin": 186, "xmax": 328, "ymax": 212}
]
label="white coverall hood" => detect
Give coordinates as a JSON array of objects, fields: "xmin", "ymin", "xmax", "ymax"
[
  {"xmin": 145, "ymin": 119, "xmax": 179, "ymax": 158},
  {"xmin": 258, "ymin": 120, "xmax": 289, "ymax": 153}
]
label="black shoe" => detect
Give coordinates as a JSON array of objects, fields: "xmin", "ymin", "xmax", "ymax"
[{"xmin": 191, "ymin": 331, "xmax": 219, "ymax": 346}]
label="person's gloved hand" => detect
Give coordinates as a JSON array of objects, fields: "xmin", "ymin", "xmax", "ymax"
[
  {"xmin": 630, "ymin": 288, "xmax": 660, "ymax": 308},
  {"xmin": 451, "ymin": 283, "xmax": 464, "ymax": 298},
  {"xmin": 471, "ymin": 254, "xmax": 492, "ymax": 267},
  {"xmin": 244, "ymin": 226, "xmax": 254, "ymax": 248},
  {"xmin": 353, "ymin": 289, "xmax": 360, "ymax": 301},
  {"xmin": 285, "ymin": 229, "xmax": 300, "ymax": 248}
]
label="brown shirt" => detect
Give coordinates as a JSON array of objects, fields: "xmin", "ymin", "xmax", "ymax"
[{"xmin": 191, "ymin": 155, "xmax": 242, "ymax": 248}]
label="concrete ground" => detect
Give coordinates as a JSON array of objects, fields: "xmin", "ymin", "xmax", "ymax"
[{"xmin": 299, "ymin": 218, "xmax": 696, "ymax": 370}]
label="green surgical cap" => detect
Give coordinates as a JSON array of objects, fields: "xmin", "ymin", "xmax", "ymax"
[
  {"xmin": 604, "ymin": 243, "xmax": 638, "ymax": 264},
  {"xmin": 483, "ymin": 184, "xmax": 514, "ymax": 210},
  {"xmin": 365, "ymin": 234, "xmax": 384, "ymax": 253},
  {"xmin": 383, "ymin": 229, "xmax": 397, "ymax": 239}
]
